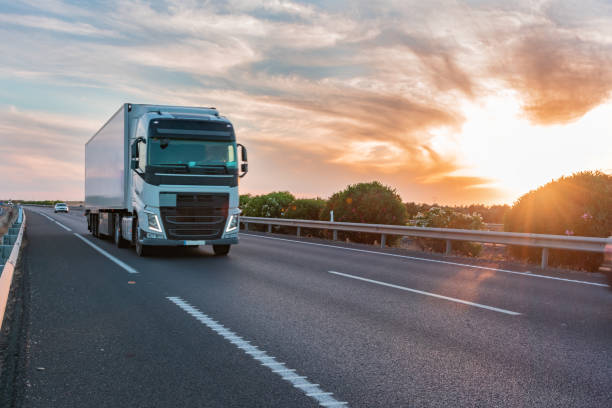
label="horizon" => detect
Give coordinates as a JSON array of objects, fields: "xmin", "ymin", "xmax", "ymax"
[{"xmin": 1, "ymin": 1, "xmax": 611, "ymax": 204}]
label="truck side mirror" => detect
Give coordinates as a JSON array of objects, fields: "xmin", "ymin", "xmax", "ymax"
[
  {"xmin": 237, "ymin": 143, "xmax": 248, "ymax": 178},
  {"xmin": 240, "ymin": 145, "xmax": 247, "ymax": 162},
  {"xmin": 130, "ymin": 138, "xmax": 145, "ymax": 170}
]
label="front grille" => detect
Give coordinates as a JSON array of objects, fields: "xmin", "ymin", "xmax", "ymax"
[{"xmin": 160, "ymin": 193, "xmax": 228, "ymax": 240}]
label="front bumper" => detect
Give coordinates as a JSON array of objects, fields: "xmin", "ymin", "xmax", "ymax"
[{"xmin": 140, "ymin": 236, "xmax": 238, "ymax": 246}]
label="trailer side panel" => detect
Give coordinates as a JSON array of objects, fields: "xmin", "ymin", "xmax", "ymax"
[{"xmin": 85, "ymin": 105, "xmax": 128, "ymax": 210}]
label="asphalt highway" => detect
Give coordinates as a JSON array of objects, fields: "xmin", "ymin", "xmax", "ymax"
[{"xmin": 9, "ymin": 207, "xmax": 612, "ymax": 407}]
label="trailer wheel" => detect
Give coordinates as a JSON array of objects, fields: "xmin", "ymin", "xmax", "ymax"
[
  {"xmin": 91, "ymin": 214, "xmax": 99, "ymax": 238},
  {"xmin": 213, "ymin": 244, "xmax": 231, "ymax": 256},
  {"xmin": 114, "ymin": 215, "xmax": 128, "ymax": 248},
  {"xmin": 135, "ymin": 239, "xmax": 150, "ymax": 257}
]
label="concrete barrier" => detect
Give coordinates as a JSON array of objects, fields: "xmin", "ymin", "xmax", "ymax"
[{"xmin": 0, "ymin": 207, "xmax": 26, "ymax": 331}]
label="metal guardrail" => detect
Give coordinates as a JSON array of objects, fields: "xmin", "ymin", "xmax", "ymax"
[
  {"xmin": 17, "ymin": 206, "xmax": 610, "ymax": 269},
  {"xmin": 240, "ymin": 216, "xmax": 612, "ymax": 268},
  {"xmin": 1, "ymin": 207, "xmax": 26, "ymax": 331}
]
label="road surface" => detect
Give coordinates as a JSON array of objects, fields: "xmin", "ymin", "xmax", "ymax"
[{"xmin": 4, "ymin": 207, "xmax": 612, "ymax": 407}]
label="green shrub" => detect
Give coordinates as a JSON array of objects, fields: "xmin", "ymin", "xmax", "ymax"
[
  {"xmin": 504, "ymin": 171, "xmax": 612, "ymax": 271},
  {"xmin": 284, "ymin": 198, "xmax": 326, "ymax": 220},
  {"xmin": 405, "ymin": 202, "xmax": 432, "ymax": 220},
  {"xmin": 321, "ymin": 181, "xmax": 407, "ymax": 245},
  {"xmin": 239, "ymin": 194, "xmax": 252, "ymax": 211},
  {"xmin": 241, "ymin": 191, "xmax": 295, "ymax": 232},
  {"xmin": 405, "ymin": 202, "xmax": 509, "ymax": 224},
  {"xmin": 20, "ymin": 200, "xmax": 63, "ymax": 206},
  {"xmin": 283, "ymin": 198, "xmax": 327, "ymax": 237},
  {"xmin": 413, "ymin": 207, "xmax": 484, "ymax": 256},
  {"xmin": 241, "ymin": 191, "xmax": 295, "ymax": 218},
  {"xmin": 452, "ymin": 204, "xmax": 510, "ymax": 223}
]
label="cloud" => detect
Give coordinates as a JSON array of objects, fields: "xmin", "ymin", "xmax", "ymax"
[
  {"xmin": 495, "ymin": 24, "xmax": 612, "ymax": 125},
  {"xmin": 243, "ymin": 138, "xmax": 503, "ymax": 204},
  {"xmin": 0, "ymin": 107, "xmax": 97, "ymax": 199},
  {"xmin": 19, "ymin": 0, "xmax": 94, "ymax": 17},
  {"xmin": 0, "ymin": 0, "xmax": 611, "ymax": 203},
  {"xmin": 0, "ymin": 14, "xmax": 118, "ymax": 38}
]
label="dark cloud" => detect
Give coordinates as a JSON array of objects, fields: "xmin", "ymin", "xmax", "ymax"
[
  {"xmin": 262, "ymin": 87, "xmax": 462, "ymax": 146},
  {"xmin": 494, "ymin": 25, "xmax": 612, "ymax": 125},
  {"xmin": 365, "ymin": 29, "xmax": 476, "ymax": 97}
]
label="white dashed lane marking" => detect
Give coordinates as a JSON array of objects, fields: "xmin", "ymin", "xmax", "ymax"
[
  {"xmin": 167, "ymin": 296, "xmax": 349, "ymax": 408},
  {"xmin": 242, "ymin": 233, "xmax": 608, "ymax": 288},
  {"xmin": 329, "ymin": 270, "xmax": 521, "ymax": 316}
]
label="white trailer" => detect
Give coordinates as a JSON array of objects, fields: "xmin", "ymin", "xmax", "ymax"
[{"xmin": 85, "ymin": 103, "xmax": 248, "ymax": 256}]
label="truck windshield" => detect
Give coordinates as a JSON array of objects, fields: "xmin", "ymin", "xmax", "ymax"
[{"xmin": 148, "ymin": 138, "xmax": 237, "ymax": 168}]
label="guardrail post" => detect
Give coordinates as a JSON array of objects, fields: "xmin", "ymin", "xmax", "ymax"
[
  {"xmin": 445, "ymin": 239, "xmax": 452, "ymax": 256},
  {"xmin": 244, "ymin": 222, "xmax": 249, "ymax": 232},
  {"xmin": 267, "ymin": 224, "xmax": 272, "ymax": 233},
  {"xmin": 332, "ymin": 230, "xmax": 338, "ymax": 241},
  {"xmin": 541, "ymin": 247, "xmax": 549, "ymax": 269},
  {"xmin": 297, "ymin": 226, "xmax": 301, "ymax": 237},
  {"xmin": 381, "ymin": 234, "xmax": 386, "ymax": 248}
]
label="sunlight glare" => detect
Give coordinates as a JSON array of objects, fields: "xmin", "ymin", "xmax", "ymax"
[{"xmin": 451, "ymin": 93, "xmax": 612, "ymax": 203}]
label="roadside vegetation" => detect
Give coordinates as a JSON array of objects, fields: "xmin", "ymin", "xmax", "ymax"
[
  {"xmin": 12, "ymin": 200, "xmax": 63, "ymax": 206},
  {"xmin": 240, "ymin": 172, "xmax": 611, "ymax": 272},
  {"xmin": 504, "ymin": 171, "xmax": 612, "ymax": 271},
  {"xmin": 413, "ymin": 207, "xmax": 484, "ymax": 257}
]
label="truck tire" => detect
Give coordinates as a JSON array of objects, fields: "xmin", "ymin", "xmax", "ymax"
[
  {"xmin": 135, "ymin": 239, "xmax": 150, "ymax": 257},
  {"xmin": 114, "ymin": 216, "xmax": 128, "ymax": 248},
  {"xmin": 213, "ymin": 244, "xmax": 231, "ymax": 256}
]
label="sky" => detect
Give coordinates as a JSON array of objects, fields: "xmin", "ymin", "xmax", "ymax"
[{"xmin": 0, "ymin": 0, "xmax": 611, "ymax": 205}]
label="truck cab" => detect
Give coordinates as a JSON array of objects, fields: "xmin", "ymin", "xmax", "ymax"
[{"xmin": 85, "ymin": 104, "xmax": 248, "ymax": 256}]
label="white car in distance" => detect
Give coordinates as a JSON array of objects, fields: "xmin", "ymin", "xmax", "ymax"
[{"xmin": 54, "ymin": 203, "xmax": 69, "ymax": 213}]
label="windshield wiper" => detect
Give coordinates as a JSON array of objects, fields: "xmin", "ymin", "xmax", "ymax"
[
  {"xmin": 155, "ymin": 163, "xmax": 190, "ymax": 173},
  {"xmin": 193, "ymin": 164, "xmax": 229, "ymax": 174}
]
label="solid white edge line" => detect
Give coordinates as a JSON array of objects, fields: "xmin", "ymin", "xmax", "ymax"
[
  {"xmin": 241, "ymin": 233, "xmax": 608, "ymax": 288},
  {"xmin": 167, "ymin": 296, "xmax": 349, "ymax": 408},
  {"xmin": 39, "ymin": 213, "xmax": 54, "ymax": 221},
  {"xmin": 31, "ymin": 211, "xmax": 72, "ymax": 231},
  {"xmin": 73, "ymin": 233, "xmax": 138, "ymax": 274},
  {"xmin": 328, "ymin": 270, "xmax": 521, "ymax": 316}
]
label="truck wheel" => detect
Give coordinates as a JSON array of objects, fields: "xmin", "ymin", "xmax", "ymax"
[
  {"xmin": 213, "ymin": 244, "xmax": 231, "ymax": 256},
  {"xmin": 135, "ymin": 240, "xmax": 150, "ymax": 257},
  {"xmin": 114, "ymin": 216, "xmax": 128, "ymax": 248}
]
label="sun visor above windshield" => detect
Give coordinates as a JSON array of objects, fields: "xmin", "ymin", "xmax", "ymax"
[{"xmin": 149, "ymin": 119, "xmax": 235, "ymax": 141}]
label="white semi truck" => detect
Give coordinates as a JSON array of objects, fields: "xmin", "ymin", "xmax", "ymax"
[{"xmin": 84, "ymin": 103, "xmax": 248, "ymax": 256}]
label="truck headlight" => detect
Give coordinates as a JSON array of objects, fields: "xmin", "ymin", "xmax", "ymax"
[
  {"xmin": 225, "ymin": 215, "xmax": 238, "ymax": 232},
  {"xmin": 146, "ymin": 212, "xmax": 162, "ymax": 232}
]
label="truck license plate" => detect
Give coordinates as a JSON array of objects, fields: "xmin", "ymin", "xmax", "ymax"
[{"xmin": 185, "ymin": 240, "xmax": 206, "ymax": 245}]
